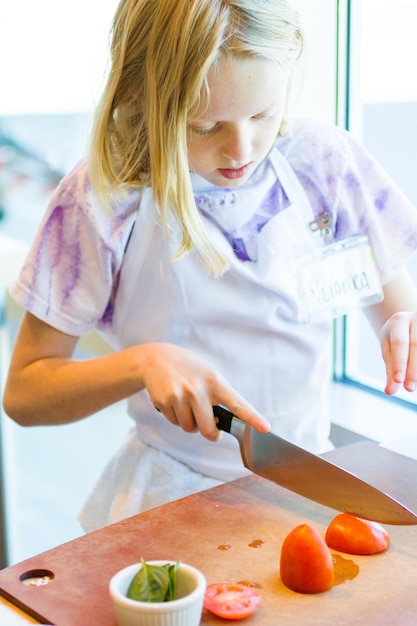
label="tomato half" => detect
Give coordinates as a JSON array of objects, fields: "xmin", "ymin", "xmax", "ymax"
[
  {"xmin": 325, "ymin": 513, "xmax": 390, "ymax": 555},
  {"xmin": 203, "ymin": 583, "xmax": 261, "ymax": 620},
  {"xmin": 280, "ymin": 524, "xmax": 335, "ymax": 594}
]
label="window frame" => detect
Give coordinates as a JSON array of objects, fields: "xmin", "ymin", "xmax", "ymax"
[{"xmin": 332, "ymin": 0, "xmax": 417, "ymax": 412}]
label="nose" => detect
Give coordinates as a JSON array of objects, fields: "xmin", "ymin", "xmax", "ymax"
[{"xmin": 220, "ymin": 124, "xmax": 252, "ymax": 164}]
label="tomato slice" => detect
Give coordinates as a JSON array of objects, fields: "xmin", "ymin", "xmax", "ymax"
[
  {"xmin": 280, "ymin": 524, "xmax": 335, "ymax": 594},
  {"xmin": 204, "ymin": 583, "xmax": 261, "ymax": 620},
  {"xmin": 325, "ymin": 513, "xmax": 390, "ymax": 555}
]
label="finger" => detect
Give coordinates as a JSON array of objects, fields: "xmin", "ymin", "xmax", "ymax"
[
  {"xmin": 383, "ymin": 349, "xmax": 404, "ymax": 395},
  {"xmin": 382, "ymin": 344, "xmax": 400, "ymax": 395},
  {"xmin": 382, "ymin": 318, "xmax": 409, "ymax": 386},
  {"xmin": 154, "ymin": 403, "xmax": 198, "ymax": 432},
  {"xmin": 215, "ymin": 394, "xmax": 271, "ymax": 434},
  {"xmin": 404, "ymin": 319, "xmax": 417, "ymax": 392},
  {"xmin": 193, "ymin": 406, "xmax": 223, "ymax": 442},
  {"xmin": 384, "ymin": 378, "xmax": 401, "ymax": 396},
  {"xmin": 174, "ymin": 404, "xmax": 199, "ymax": 433}
]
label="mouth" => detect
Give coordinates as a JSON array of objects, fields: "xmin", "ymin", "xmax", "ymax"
[{"xmin": 217, "ymin": 163, "xmax": 252, "ymax": 180}]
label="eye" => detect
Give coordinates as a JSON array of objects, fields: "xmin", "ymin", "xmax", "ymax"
[
  {"xmin": 252, "ymin": 113, "xmax": 276, "ymax": 122},
  {"xmin": 190, "ymin": 124, "xmax": 219, "ymax": 137}
]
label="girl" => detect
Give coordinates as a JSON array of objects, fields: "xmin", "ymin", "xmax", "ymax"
[{"xmin": 4, "ymin": 0, "xmax": 417, "ymax": 532}]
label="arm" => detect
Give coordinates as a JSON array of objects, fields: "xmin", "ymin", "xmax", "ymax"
[
  {"xmin": 365, "ymin": 267, "xmax": 417, "ymax": 395},
  {"xmin": 3, "ymin": 312, "xmax": 270, "ymax": 439}
]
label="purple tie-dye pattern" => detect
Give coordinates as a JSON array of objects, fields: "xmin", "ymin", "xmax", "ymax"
[
  {"xmin": 35, "ymin": 204, "xmax": 82, "ymax": 311},
  {"xmin": 21, "ymin": 162, "xmax": 140, "ymax": 334},
  {"xmin": 102, "ymin": 300, "xmax": 114, "ymax": 325},
  {"xmin": 292, "ymin": 170, "xmax": 334, "ymax": 222},
  {"xmin": 197, "ymin": 180, "xmax": 290, "ymax": 261},
  {"xmin": 343, "ymin": 170, "xmax": 361, "ymax": 190},
  {"xmin": 375, "ymin": 188, "xmax": 389, "ymax": 211}
]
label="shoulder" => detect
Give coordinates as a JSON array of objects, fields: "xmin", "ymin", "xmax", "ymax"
[
  {"xmin": 51, "ymin": 160, "xmax": 140, "ymax": 231},
  {"xmin": 275, "ymin": 117, "xmax": 364, "ymax": 175},
  {"xmin": 275, "ymin": 119, "xmax": 417, "ymax": 281},
  {"xmin": 272, "ymin": 119, "xmax": 354, "ymax": 223},
  {"xmin": 43, "ymin": 159, "xmax": 143, "ymax": 266},
  {"xmin": 11, "ymin": 161, "xmax": 144, "ymax": 336},
  {"xmin": 273, "ymin": 118, "xmax": 396, "ymax": 224}
]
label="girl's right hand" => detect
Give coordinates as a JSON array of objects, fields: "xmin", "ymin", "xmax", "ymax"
[
  {"xmin": 4, "ymin": 312, "xmax": 270, "ymax": 438},
  {"xmin": 138, "ymin": 343, "xmax": 271, "ymax": 441}
]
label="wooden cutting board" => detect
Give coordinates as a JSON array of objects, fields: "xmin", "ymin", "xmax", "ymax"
[{"xmin": 1, "ymin": 442, "xmax": 417, "ymax": 626}]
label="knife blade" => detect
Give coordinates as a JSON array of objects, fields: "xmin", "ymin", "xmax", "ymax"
[{"xmin": 213, "ymin": 405, "xmax": 417, "ymax": 525}]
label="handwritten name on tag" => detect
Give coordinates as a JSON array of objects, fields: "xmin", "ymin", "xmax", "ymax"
[{"xmin": 297, "ymin": 236, "xmax": 383, "ymax": 320}]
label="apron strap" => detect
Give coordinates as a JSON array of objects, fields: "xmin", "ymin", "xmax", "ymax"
[
  {"xmin": 112, "ymin": 187, "xmax": 157, "ymax": 335},
  {"xmin": 269, "ymin": 149, "xmax": 326, "ymax": 247}
]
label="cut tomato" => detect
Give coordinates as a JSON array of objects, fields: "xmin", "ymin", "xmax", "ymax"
[
  {"xmin": 325, "ymin": 513, "xmax": 390, "ymax": 555},
  {"xmin": 280, "ymin": 524, "xmax": 334, "ymax": 594},
  {"xmin": 203, "ymin": 582, "xmax": 261, "ymax": 620}
]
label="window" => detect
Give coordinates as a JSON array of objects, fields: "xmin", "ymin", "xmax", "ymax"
[
  {"xmin": 0, "ymin": 0, "xmax": 119, "ymax": 243},
  {"xmin": 334, "ymin": 0, "xmax": 417, "ymax": 407}
]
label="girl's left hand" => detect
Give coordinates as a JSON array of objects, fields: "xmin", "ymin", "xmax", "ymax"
[
  {"xmin": 366, "ymin": 268, "xmax": 417, "ymax": 396},
  {"xmin": 380, "ymin": 311, "xmax": 417, "ymax": 395}
]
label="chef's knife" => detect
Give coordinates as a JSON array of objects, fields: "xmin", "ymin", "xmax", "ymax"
[{"xmin": 213, "ymin": 405, "xmax": 417, "ymax": 525}]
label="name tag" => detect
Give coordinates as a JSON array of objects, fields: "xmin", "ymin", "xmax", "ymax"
[{"xmin": 296, "ymin": 236, "xmax": 383, "ymax": 320}]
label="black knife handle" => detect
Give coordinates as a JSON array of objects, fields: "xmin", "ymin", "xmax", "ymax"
[{"xmin": 213, "ymin": 405, "xmax": 234, "ymax": 433}]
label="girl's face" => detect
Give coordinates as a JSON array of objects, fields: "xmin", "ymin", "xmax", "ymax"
[{"xmin": 187, "ymin": 56, "xmax": 289, "ymax": 188}]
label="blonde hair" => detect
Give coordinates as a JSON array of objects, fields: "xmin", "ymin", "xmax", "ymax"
[{"xmin": 89, "ymin": 0, "xmax": 304, "ymax": 275}]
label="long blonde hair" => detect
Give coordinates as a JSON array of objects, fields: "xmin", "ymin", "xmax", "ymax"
[{"xmin": 89, "ymin": 0, "xmax": 304, "ymax": 275}]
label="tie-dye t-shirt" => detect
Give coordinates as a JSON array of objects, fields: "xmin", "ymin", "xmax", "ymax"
[{"xmin": 10, "ymin": 118, "xmax": 417, "ymax": 339}]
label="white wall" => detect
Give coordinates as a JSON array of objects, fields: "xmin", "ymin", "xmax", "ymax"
[{"xmin": 0, "ymin": 0, "xmax": 118, "ymax": 115}]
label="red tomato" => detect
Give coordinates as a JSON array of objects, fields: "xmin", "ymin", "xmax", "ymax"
[
  {"xmin": 203, "ymin": 583, "xmax": 261, "ymax": 620},
  {"xmin": 280, "ymin": 524, "xmax": 334, "ymax": 594},
  {"xmin": 325, "ymin": 513, "xmax": 390, "ymax": 555}
]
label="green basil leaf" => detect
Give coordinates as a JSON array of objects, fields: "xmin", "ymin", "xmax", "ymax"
[
  {"xmin": 164, "ymin": 561, "xmax": 180, "ymax": 601},
  {"xmin": 127, "ymin": 559, "xmax": 170, "ymax": 602}
]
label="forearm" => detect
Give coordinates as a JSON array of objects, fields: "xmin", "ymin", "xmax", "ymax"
[
  {"xmin": 3, "ymin": 313, "xmax": 271, "ymax": 437},
  {"xmin": 3, "ymin": 347, "xmax": 145, "ymax": 426}
]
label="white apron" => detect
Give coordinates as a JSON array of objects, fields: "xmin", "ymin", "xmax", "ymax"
[
  {"xmin": 113, "ymin": 150, "xmax": 332, "ymax": 475},
  {"xmin": 79, "ymin": 150, "xmax": 333, "ymax": 531}
]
